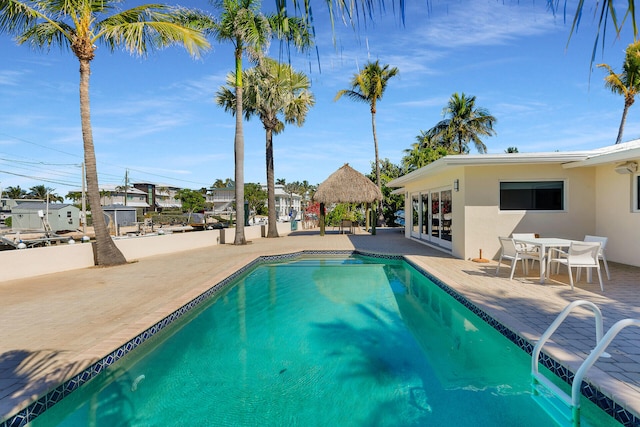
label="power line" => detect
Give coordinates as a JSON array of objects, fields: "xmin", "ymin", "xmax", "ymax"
[
  {"xmin": 0, "ymin": 170, "xmax": 78, "ymax": 187},
  {"xmin": 0, "ymin": 132, "xmax": 79, "ymax": 158},
  {"xmin": 0, "ymin": 133, "xmax": 213, "ymax": 188}
]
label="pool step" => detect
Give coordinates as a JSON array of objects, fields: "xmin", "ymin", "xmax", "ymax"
[{"xmin": 531, "ymin": 373, "xmax": 575, "ymax": 426}]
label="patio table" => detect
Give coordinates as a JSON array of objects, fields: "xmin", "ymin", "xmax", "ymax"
[{"xmin": 513, "ymin": 237, "xmax": 577, "ymax": 284}]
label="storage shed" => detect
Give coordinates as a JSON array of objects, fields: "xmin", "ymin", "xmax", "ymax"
[
  {"xmin": 102, "ymin": 204, "xmax": 137, "ymax": 231},
  {"xmin": 11, "ymin": 202, "xmax": 80, "ymax": 232}
]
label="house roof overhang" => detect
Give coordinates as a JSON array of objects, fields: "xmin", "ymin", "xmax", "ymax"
[
  {"xmin": 387, "ymin": 152, "xmax": 591, "ymax": 188},
  {"xmin": 388, "ymin": 139, "xmax": 640, "ymax": 188}
]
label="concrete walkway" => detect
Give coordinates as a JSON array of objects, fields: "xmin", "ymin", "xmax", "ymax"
[{"xmin": 1, "ymin": 228, "xmax": 639, "ymax": 424}]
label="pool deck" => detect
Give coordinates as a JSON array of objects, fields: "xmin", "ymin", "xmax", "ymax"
[{"xmin": 1, "ymin": 227, "xmax": 639, "ymax": 424}]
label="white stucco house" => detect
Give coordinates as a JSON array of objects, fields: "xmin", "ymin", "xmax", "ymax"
[
  {"xmin": 387, "ymin": 140, "xmax": 640, "ymax": 268},
  {"xmin": 259, "ymin": 184, "xmax": 302, "ymax": 221}
]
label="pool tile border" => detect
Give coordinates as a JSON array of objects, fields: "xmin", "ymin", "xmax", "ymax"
[{"xmin": 1, "ymin": 250, "xmax": 635, "ymax": 427}]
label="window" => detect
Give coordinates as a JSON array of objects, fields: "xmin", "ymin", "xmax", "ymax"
[{"xmin": 500, "ymin": 181, "xmax": 564, "ymax": 211}]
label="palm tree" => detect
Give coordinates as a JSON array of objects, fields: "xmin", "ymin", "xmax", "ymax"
[
  {"xmin": 429, "ymin": 93, "xmax": 497, "ymax": 154},
  {"xmin": 211, "ymin": 0, "xmax": 311, "ymax": 244},
  {"xmin": 5, "ymin": 185, "xmax": 26, "ymax": 199},
  {"xmin": 210, "ymin": 0, "xmax": 268, "ymax": 245},
  {"xmin": 28, "ymin": 184, "xmax": 62, "ymax": 201},
  {"xmin": 1, "ymin": 0, "xmax": 209, "ymax": 266},
  {"xmin": 334, "ymin": 60, "xmax": 399, "ymax": 189},
  {"xmin": 598, "ymin": 40, "xmax": 640, "ymax": 144},
  {"xmin": 216, "ymin": 58, "xmax": 314, "ymax": 238}
]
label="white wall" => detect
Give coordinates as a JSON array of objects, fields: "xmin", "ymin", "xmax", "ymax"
[
  {"xmin": 0, "ymin": 223, "xmax": 293, "ymax": 282},
  {"xmin": 594, "ymin": 163, "xmax": 640, "ymax": 267},
  {"xmin": 462, "ymin": 164, "xmax": 596, "ymax": 260},
  {"xmin": 402, "ymin": 164, "xmax": 597, "ymax": 261}
]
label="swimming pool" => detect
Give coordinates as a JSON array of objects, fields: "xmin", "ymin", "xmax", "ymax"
[{"xmin": 12, "ymin": 254, "xmax": 623, "ymax": 426}]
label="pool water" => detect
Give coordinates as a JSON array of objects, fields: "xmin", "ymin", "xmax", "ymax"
[{"xmin": 30, "ymin": 255, "xmax": 620, "ymax": 426}]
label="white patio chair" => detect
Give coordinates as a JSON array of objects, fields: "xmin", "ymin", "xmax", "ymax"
[
  {"xmin": 496, "ymin": 237, "xmax": 539, "ymax": 280},
  {"xmin": 584, "ymin": 235, "xmax": 610, "ymax": 280},
  {"xmin": 547, "ymin": 241, "xmax": 603, "ymax": 291},
  {"xmin": 512, "ymin": 233, "xmax": 538, "ymax": 251},
  {"xmin": 512, "ymin": 233, "xmax": 539, "ymax": 268}
]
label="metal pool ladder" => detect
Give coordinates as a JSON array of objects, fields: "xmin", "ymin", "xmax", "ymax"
[{"xmin": 531, "ymin": 300, "xmax": 640, "ymax": 427}]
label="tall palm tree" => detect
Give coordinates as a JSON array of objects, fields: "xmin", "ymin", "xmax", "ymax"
[
  {"xmin": 1, "ymin": 0, "xmax": 209, "ymax": 266},
  {"xmin": 598, "ymin": 40, "xmax": 640, "ymax": 144},
  {"xmin": 429, "ymin": 92, "xmax": 497, "ymax": 154},
  {"xmin": 211, "ymin": 0, "xmax": 310, "ymax": 244},
  {"xmin": 212, "ymin": 0, "xmax": 271, "ymax": 245},
  {"xmin": 334, "ymin": 60, "xmax": 398, "ymax": 189},
  {"xmin": 217, "ymin": 58, "xmax": 314, "ymax": 238}
]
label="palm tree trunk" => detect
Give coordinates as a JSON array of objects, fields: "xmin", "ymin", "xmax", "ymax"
[
  {"xmin": 79, "ymin": 59, "xmax": 126, "ymax": 266},
  {"xmin": 234, "ymin": 48, "xmax": 246, "ymax": 245},
  {"xmin": 265, "ymin": 127, "xmax": 278, "ymax": 237},
  {"xmin": 616, "ymin": 102, "xmax": 632, "ymax": 144},
  {"xmin": 371, "ymin": 109, "xmax": 383, "ymax": 229},
  {"xmin": 371, "ymin": 110, "xmax": 381, "ymax": 189}
]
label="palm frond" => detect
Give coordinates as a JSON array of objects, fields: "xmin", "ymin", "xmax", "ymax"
[
  {"xmin": 97, "ymin": 6, "xmax": 210, "ymax": 57},
  {"xmin": 17, "ymin": 18, "xmax": 71, "ymax": 48},
  {"xmin": 0, "ymin": 0, "xmax": 56, "ymax": 34}
]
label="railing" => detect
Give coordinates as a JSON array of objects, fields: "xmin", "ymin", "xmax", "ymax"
[{"xmin": 531, "ymin": 300, "xmax": 640, "ymax": 426}]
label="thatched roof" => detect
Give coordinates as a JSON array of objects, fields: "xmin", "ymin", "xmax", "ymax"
[{"xmin": 313, "ymin": 164, "xmax": 383, "ymax": 204}]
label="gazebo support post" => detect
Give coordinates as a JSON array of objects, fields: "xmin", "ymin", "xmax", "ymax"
[
  {"xmin": 365, "ymin": 203, "xmax": 370, "ymax": 233},
  {"xmin": 372, "ymin": 202, "xmax": 377, "ymax": 235},
  {"xmin": 320, "ymin": 203, "xmax": 325, "ymax": 236}
]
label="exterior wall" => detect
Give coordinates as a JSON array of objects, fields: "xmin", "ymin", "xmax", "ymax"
[
  {"xmin": 462, "ymin": 164, "xmax": 596, "ymax": 260},
  {"xmin": 402, "ymin": 167, "xmax": 465, "ymax": 258},
  {"xmin": 594, "ymin": 162, "xmax": 640, "ymax": 267},
  {"xmin": 0, "ymin": 243, "xmax": 96, "ymax": 281},
  {"xmin": 0, "ymin": 223, "xmax": 293, "ymax": 282},
  {"xmin": 402, "ymin": 164, "xmax": 596, "ymax": 261},
  {"xmin": 12, "ymin": 206, "xmax": 80, "ymax": 232}
]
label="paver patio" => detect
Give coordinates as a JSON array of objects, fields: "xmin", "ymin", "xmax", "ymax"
[{"xmin": 0, "ymin": 228, "xmax": 639, "ymax": 424}]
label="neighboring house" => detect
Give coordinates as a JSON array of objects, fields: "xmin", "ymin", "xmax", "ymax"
[
  {"xmin": 10, "ymin": 202, "xmax": 80, "ymax": 233},
  {"xmin": 208, "ymin": 187, "xmax": 235, "ymax": 214},
  {"xmin": 259, "ymin": 184, "xmax": 302, "ymax": 220},
  {"xmin": 97, "ymin": 184, "xmax": 151, "ymax": 210},
  {"xmin": 0, "ymin": 198, "xmax": 17, "ymax": 224},
  {"xmin": 139, "ymin": 183, "xmax": 182, "ymax": 211},
  {"xmin": 387, "ymin": 140, "xmax": 640, "ymax": 268}
]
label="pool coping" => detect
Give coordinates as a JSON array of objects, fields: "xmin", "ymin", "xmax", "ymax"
[{"xmin": 1, "ymin": 249, "xmax": 636, "ymax": 427}]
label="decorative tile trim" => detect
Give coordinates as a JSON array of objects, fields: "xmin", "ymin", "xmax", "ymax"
[{"xmin": 2, "ymin": 251, "xmax": 635, "ymax": 427}]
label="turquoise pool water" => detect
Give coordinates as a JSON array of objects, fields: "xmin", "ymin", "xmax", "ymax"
[{"xmin": 29, "ymin": 255, "xmax": 620, "ymax": 426}]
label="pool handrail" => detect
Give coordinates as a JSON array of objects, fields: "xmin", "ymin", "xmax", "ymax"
[{"xmin": 532, "ymin": 299, "xmax": 640, "ymax": 427}]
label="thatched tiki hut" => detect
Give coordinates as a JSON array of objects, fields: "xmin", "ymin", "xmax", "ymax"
[{"xmin": 313, "ymin": 164, "xmax": 383, "ymax": 235}]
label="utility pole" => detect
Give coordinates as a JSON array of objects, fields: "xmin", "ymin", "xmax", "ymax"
[{"xmin": 124, "ymin": 169, "xmax": 129, "ymax": 207}]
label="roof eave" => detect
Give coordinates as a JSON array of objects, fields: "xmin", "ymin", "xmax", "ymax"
[{"xmin": 387, "ymin": 152, "xmax": 591, "ymax": 188}]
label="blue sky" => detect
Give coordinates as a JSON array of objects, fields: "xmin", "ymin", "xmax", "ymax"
[{"xmin": 1, "ymin": 0, "xmax": 638, "ymax": 197}]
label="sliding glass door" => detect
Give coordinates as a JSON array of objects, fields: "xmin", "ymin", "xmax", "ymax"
[{"xmin": 410, "ymin": 187, "xmax": 452, "ymax": 249}]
